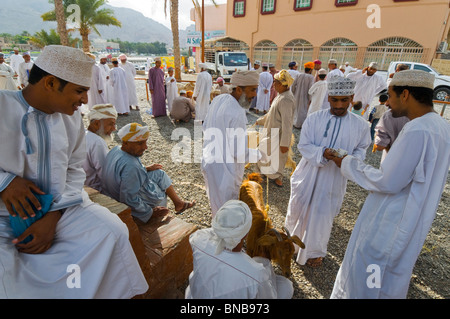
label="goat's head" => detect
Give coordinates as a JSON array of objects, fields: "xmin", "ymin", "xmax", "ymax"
[{"xmin": 255, "ymin": 227, "xmax": 305, "ymax": 277}]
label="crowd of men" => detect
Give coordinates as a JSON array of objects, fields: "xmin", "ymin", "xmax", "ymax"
[{"xmin": 0, "ymin": 45, "xmax": 449, "ymax": 300}]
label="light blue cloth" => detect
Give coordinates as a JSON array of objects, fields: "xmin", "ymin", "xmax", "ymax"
[
  {"xmin": 102, "ymin": 146, "xmax": 172, "ymax": 223},
  {"xmin": 9, "ymin": 193, "xmax": 53, "ymax": 244}
]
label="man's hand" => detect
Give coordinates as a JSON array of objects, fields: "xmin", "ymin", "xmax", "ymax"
[
  {"xmin": 0, "ymin": 176, "xmax": 45, "ymax": 220},
  {"xmin": 98, "ymin": 90, "xmax": 103, "ymax": 94},
  {"xmin": 323, "ymin": 148, "xmax": 336, "ymax": 161},
  {"xmin": 13, "ymin": 210, "xmax": 61, "ymax": 254},
  {"xmin": 280, "ymin": 146, "xmax": 289, "ymax": 154},
  {"xmin": 330, "ymin": 155, "xmax": 346, "ymax": 168},
  {"xmin": 152, "ymin": 206, "xmax": 169, "ymax": 216},
  {"xmin": 150, "ymin": 89, "xmax": 154, "ymax": 95},
  {"xmin": 146, "ymin": 164, "xmax": 163, "ymax": 171}
]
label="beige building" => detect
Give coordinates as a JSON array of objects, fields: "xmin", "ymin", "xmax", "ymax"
[{"xmin": 192, "ymin": 0, "xmax": 450, "ymax": 71}]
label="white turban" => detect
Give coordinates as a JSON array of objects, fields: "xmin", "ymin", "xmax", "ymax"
[
  {"xmin": 369, "ymin": 62, "xmax": 378, "ymax": 69},
  {"xmin": 211, "ymin": 200, "xmax": 252, "ymax": 255},
  {"xmin": 88, "ymin": 104, "xmax": 118, "ymax": 121},
  {"xmin": 34, "ymin": 45, "xmax": 94, "ymax": 87},
  {"xmin": 328, "ymin": 76, "xmax": 356, "ymax": 96},
  {"xmin": 230, "ymin": 70, "xmax": 260, "ymax": 87},
  {"xmin": 389, "ymin": 70, "xmax": 435, "ymax": 90},
  {"xmin": 199, "ymin": 62, "xmax": 208, "ymax": 69},
  {"xmin": 118, "ymin": 123, "xmax": 150, "ymax": 142},
  {"xmin": 119, "ymin": 54, "xmax": 127, "ymax": 60}
]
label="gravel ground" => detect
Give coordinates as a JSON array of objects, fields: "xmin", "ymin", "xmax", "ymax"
[{"xmin": 86, "ymin": 78, "xmax": 449, "ymax": 299}]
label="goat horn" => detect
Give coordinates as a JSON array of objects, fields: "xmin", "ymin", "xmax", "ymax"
[
  {"xmin": 266, "ymin": 228, "xmax": 283, "ymax": 242},
  {"xmin": 283, "ymin": 226, "xmax": 292, "ymax": 238}
]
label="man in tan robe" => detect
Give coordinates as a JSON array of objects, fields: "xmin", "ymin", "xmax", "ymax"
[{"xmin": 256, "ymin": 70, "xmax": 295, "ymax": 187}]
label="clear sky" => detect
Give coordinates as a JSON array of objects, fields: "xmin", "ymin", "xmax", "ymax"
[{"xmin": 107, "ymin": 0, "xmax": 227, "ymax": 30}]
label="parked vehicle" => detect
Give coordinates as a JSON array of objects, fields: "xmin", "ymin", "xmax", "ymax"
[
  {"xmin": 203, "ymin": 37, "xmax": 249, "ymax": 82},
  {"xmin": 377, "ymin": 61, "xmax": 450, "ymax": 101}
]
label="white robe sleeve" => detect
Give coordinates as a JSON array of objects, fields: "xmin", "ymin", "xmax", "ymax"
[
  {"xmin": 51, "ymin": 119, "xmax": 88, "ymax": 211},
  {"xmin": 341, "ymin": 129, "xmax": 424, "ymax": 194},
  {"xmin": 297, "ymin": 115, "xmax": 327, "ymax": 167}
]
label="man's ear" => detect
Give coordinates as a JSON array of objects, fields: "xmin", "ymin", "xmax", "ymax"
[{"xmin": 42, "ymin": 75, "xmax": 58, "ymax": 92}]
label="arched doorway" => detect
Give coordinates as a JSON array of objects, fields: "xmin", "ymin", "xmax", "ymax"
[
  {"xmin": 282, "ymin": 39, "xmax": 314, "ymax": 70},
  {"xmin": 318, "ymin": 37, "xmax": 358, "ymax": 67},
  {"xmin": 253, "ymin": 40, "xmax": 278, "ymax": 66},
  {"xmin": 364, "ymin": 37, "xmax": 424, "ymax": 70}
]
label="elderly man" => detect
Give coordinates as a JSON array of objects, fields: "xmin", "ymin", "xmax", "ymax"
[
  {"xmin": 201, "ymin": 70, "xmax": 262, "ymax": 216},
  {"xmin": 330, "ymin": 70, "xmax": 450, "ymax": 299},
  {"xmin": 255, "ymin": 64, "xmax": 273, "ymax": 114},
  {"xmin": 284, "ymin": 76, "xmax": 371, "ymax": 268},
  {"xmin": 98, "ymin": 55, "xmax": 112, "ymax": 102},
  {"xmin": 291, "ymin": 61, "xmax": 315, "ymax": 129},
  {"xmin": 185, "ymin": 200, "xmax": 294, "ymax": 299},
  {"xmin": 0, "ymin": 45, "xmax": 148, "ymax": 298},
  {"xmin": 119, "ymin": 54, "xmax": 139, "ymax": 110},
  {"xmin": 148, "ymin": 57, "xmax": 166, "ymax": 117},
  {"xmin": 18, "ymin": 52, "xmax": 34, "ymax": 88},
  {"xmin": 347, "ymin": 62, "xmax": 387, "ymax": 119},
  {"xmin": 170, "ymin": 90, "xmax": 195, "ymax": 123},
  {"xmin": 102, "ymin": 123, "xmax": 195, "ymax": 223},
  {"xmin": 256, "ymin": 70, "xmax": 295, "ymax": 187},
  {"xmin": 83, "ymin": 104, "xmax": 117, "ymax": 192},
  {"xmin": 269, "ymin": 63, "xmax": 278, "ymax": 104},
  {"xmin": 193, "ymin": 63, "xmax": 213, "ymax": 123},
  {"xmin": 327, "ymin": 59, "xmax": 343, "ymax": 79}
]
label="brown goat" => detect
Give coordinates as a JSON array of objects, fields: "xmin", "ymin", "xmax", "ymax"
[{"xmin": 239, "ymin": 173, "xmax": 305, "ymax": 277}]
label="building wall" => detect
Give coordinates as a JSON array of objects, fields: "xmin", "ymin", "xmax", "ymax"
[{"xmin": 226, "ymin": 0, "xmax": 450, "ymax": 70}]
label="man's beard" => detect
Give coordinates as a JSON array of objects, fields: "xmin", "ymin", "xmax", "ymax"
[
  {"xmin": 96, "ymin": 124, "xmax": 113, "ymax": 144},
  {"xmin": 239, "ymin": 92, "xmax": 252, "ymax": 109}
]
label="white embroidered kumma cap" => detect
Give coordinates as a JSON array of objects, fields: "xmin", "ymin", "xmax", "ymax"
[
  {"xmin": 328, "ymin": 76, "xmax": 356, "ymax": 96},
  {"xmin": 34, "ymin": 45, "xmax": 95, "ymax": 87},
  {"xmin": 389, "ymin": 70, "xmax": 435, "ymax": 90}
]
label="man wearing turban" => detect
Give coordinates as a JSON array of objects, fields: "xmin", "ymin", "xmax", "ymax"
[
  {"xmin": 83, "ymin": 104, "xmax": 117, "ymax": 192},
  {"xmin": 285, "ymin": 76, "xmax": 371, "ymax": 269},
  {"xmin": 102, "ymin": 123, "xmax": 196, "ymax": 223},
  {"xmin": 201, "ymin": 71, "xmax": 263, "ymax": 216},
  {"xmin": 0, "ymin": 45, "xmax": 148, "ymax": 298},
  {"xmin": 291, "ymin": 62, "xmax": 315, "ymax": 129},
  {"xmin": 185, "ymin": 200, "xmax": 293, "ymax": 299},
  {"xmin": 256, "ymin": 70, "xmax": 295, "ymax": 187}
]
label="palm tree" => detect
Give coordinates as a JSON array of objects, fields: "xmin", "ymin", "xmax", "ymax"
[
  {"xmin": 54, "ymin": 0, "xmax": 69, "ymax": 46},
  {"xmin": 30, "ymin": 29, "xmax": 80, "ymax": 48},
  {"xmin": 164, "ymin": 0, "xmax": 181, "ymax": 81},
  {"xmin": 42, "ymin": 0, "xmax": 121, "ymax": 52}
]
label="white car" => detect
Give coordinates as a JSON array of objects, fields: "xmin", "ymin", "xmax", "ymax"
[{"xmin": 378, "ymin": 61, "xmax": 450, "ymax": 101}]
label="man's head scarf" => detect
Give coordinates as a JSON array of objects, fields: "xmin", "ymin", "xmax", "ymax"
[
  {"xmin": 274, "ymin": 69, "xmax": 294, "ymax": 88},
  {"xmin": 304, "ymin": 62, "xmax": 315, "ymax": 70},
  {"xmin": 88, "ymin": 104, "xmax": 118, "ymax": 121},
  {"xmin": 211, "ymin": 200, "xmax": 252, "ymax": 255},
  {"xmin": 118, "ymin": 123, "xmax": 150, "ymax": 142},
  {"xmin": 34, "ymin": 45, "xmax": 94, "ymax": 87},
  {"xmin": 230, "ymin": 70, "xmax": 260, "ymax": 87}
]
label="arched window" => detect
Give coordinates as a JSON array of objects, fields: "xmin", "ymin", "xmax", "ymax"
[
  {"xmin": 364, "ymin": 37, "xmax": 424, "ymax": 70},
  {"xmin": 318, "ymin": 37, "xmax": 358, "ymax": 67},
  {"xmin": 253, "ymin": 40, "xmax": 278, "ymax": 66},
  {"xmin": 282, "ymin": 39, "xmax": 314, "ymax": 69}
]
